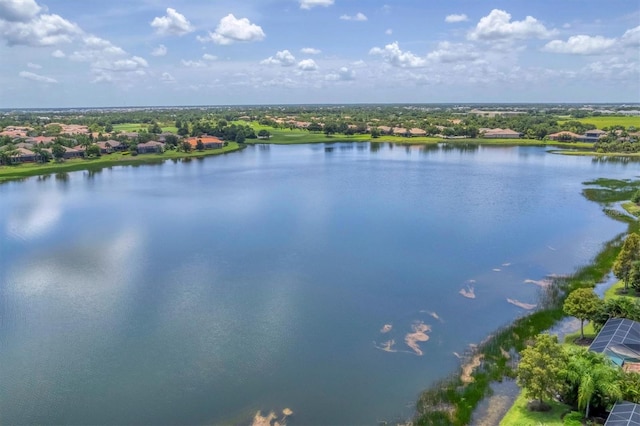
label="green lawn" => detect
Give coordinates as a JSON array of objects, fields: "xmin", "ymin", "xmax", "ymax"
[
  {"xmin": 112, "ymin": 123, "xmax": 148, "ymax": 132},
  {"xmin": 500, "ymin": 392, "xmax": 570, "ymax": 425},
  {"xmin": 558, "ymin": 116, "xmax": 640, "ymax": 129},
  {"xmin": 0, "ymin": 143, "xmax": 242, "ymax": 183},
  {"xmin": 242, "ymin": 122, "xmax": 604, "ymax": 147}
]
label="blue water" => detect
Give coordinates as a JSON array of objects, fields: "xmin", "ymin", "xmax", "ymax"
[{"xmin": 0, "ymin": 143, "xmax": 635, "ymax": 424}]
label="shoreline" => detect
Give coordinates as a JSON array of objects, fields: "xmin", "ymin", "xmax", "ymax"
[
  {"xmin": 413, "ymin": 178, "xmax": 639, "ymax": 425},
  {"xmin": 2, "ymin": 139, "xmax": 635, "ymax": 184},
  {"xmin": 0, "ymin": 143, "xmax": 244, "ymax": 184}
]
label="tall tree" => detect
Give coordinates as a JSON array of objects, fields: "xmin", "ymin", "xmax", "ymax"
[
  {"xmin": 613, "ymin": 233, "xmax": 640, "ymax": 292},
  {"xmin": 563, "ymin": 348, "xmax": 622, "ymax": 419},
  {"xmin": 517, "ymin": 334, "xmax": 567, "ymax": 410},
  {"xmin": 51, "ymin": 143, "xmax": 66, "ymax": 161},
  {"xmin": 629, "ymin": 261, "xmax": 640, "ymax": 292},
  {"xmin": 563, "ymin": 288, "xmax": 601, "ymax": 340}
]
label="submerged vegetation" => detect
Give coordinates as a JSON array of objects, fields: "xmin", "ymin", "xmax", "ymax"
[{"xmin": 414, "ymin": 179, "xmax": 640, "ymax": 426}]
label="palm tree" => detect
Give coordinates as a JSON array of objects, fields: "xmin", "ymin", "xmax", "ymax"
[
  {"xmin": 0, "ymin": 144, "xmax": 18, "ymax": 165},
  {"xmin": 564, "ymin": 348, "xmax": 622, "ymax": 419}
]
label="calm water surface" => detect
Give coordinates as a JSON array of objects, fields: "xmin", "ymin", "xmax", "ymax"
[{"xmin": 0, "ymin": 144, "xmax": 636, "ymax": 424}]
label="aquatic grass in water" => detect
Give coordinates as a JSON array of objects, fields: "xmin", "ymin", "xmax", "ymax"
[{"xmin": 414, "ymin": 179, "xmax": 639, "ymax": 426}]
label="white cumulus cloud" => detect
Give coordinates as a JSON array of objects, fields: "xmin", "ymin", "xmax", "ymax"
[
  {"xmin": 426, "ymin": 42, "xmax": 480, "ymax": 63},
  {"xmin": 261, "ymin": 49, "xmax": 296, "ymax": 66},
  {"xmin": 202, "ymin": 53, "xmax": 217, "ymax": 61},
  {"xmin": 181, "ymin": 59, "xmax": 206, "ymax": 68},
  {"xmin": 297, "ymin": 58, "xmax": 318, "ymax": 71},
  {"xmin": 150, "ymin": 8, "xmax": 194, "ymax": 36},
  {"xmin": 543, "ymin": 35, "xmax": 616, "ymax": 55},
  {"xmin": 160, "ymin": 72, "xmax": 175, "ymax": 82},
  {"xmin": 27, "ymin": 61, "xmax": 41, "ymax": 69},
  {"xmin": 19, "ymin": 70, "xmax": 57, "ymax": 83},
  {"xmin": 468, "ymin": 9, "xmax": 556, "ymax": 41},
  {"xmin": 93, "ymin": 56, "xmax": 148, "ymax": 72},
  {"xmin": 0, "ymin": 0, "xmax": 41, "ymax": 22},
  {"xmin": 1, "ymin": 13, "xmax": 81, "ymax": 46},
  {"xmin": 301, "ymin": 47, "xmax": 320, "ymax": 55},
  {"xmin": 151, "ymin": 44, "xmax": 167, "ymax": 56},
  {"xmin": 326, "ymin": 67, "xmax": 355, "ymax": 81},
  {"xmin": 369, "ymin": 41, "xmax": 426, "ymax": 68},
  {"xmin": 199, "ymin": 14, "xmax": 265, "ymax": 45},
  {"xmin": 445, "ymin": 14, "xmax": 468, "ymax": 23},
  {"xmin": 340, "ymin": 12, "xmax": 367, "ymax": 21},
  {"xmin": 621, "ymin": 25, "xmax": 640, "ymax": 47},
  {"xmin": 385, "ymin": 28, "xmax": 393, "ymax": 35},
  {"xmin": 300, "ymin": 0, "xmax": 334, "ymax": 10},
  {"xmin": 51, "ymin": 49, "xmax": 65, "ymax": 58}
]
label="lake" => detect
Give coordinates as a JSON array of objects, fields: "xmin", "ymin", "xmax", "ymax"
[{"xmin": 0, "ymin": 143, "xmax": 635, "ymax": 425}]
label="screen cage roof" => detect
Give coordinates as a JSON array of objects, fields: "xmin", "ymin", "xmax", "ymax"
[
  {"xmin": 589, "ymin": 318, "xmax": 640, "ymax": 358},
  {"xmin": 605, "ymin": 401, "xmax": 640, "ymax": 426}
]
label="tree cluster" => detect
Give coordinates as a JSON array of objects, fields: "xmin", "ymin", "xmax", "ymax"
[{"xmin": 517, "ymin": 334, "xmax": 639, "ymax": 420}]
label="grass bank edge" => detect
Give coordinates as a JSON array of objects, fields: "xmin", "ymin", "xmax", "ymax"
[
  {"xmin": 0, "ymin": 143, "xmax": 244, "ymax": 183},
  {"xmin": 414, "ymin": 180, "xmax": 640, "ymax": 426}
]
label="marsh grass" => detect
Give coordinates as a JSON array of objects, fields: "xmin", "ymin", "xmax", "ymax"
[{"xmin": 414, "ymin": 179, "xmax": 638, "ymax": 425}]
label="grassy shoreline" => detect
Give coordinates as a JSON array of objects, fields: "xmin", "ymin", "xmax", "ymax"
[
  {"xmin": 0, "ymin": 142, "xmax": 244, "ymax": 183},
  {"xmin": 414, "ymin": 179, "xmax": 640, "ymax": 425},
  {"xmin": 3, "ymin": 129, "xmax": 633, "ymax": 183}
]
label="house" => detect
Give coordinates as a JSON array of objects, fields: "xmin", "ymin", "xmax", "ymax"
[
  {"xmin": 393, "ymin": 127, "xmax": 408, "ymax": 136},
  {"xmin": 96, "ymin": 140, "xmax": 124, "ymax": 153},
  {"xmin": 25, "ymin": 136, "xmax": 55, "ymax": 144},
  {"xmin": 136, "ymin": 141, "xmax": 165, "ymax": 154},
  {"xmin": 582, "ymin": 129, "xmax": 608, "ymax": 142},
  {"xmin": 9, "ymin": 147, "xmax": 37, "ymax": 163},
  {"xmin": 589, "ymin": 318, "xmax": 640, "ymax": 372},
  {"xmin": 121, "ymin": 132, "xmax": 139, "ymax": 139},
  {"xmin": 409, "ymin": 128, "xmax": 427, "ymax": 137},
  {"xmin": 14, "ymin": 142, "xmax": 35, "ymax": 149},
  {"xmin": 0, "ymin": 126, "xmax": 31, "ymax": 138},
  {"xmin": 157, "ymin": 132, "xmax": 176, "ymax": 143},
  {"xmin": 481, "ymin": 128, "xmax": 522, "ymax": 138},
  {"xmin": 185, "ymin": 136, "xmax": 224, "ymax": 150},
  {"xmin": 604, "ymin": 401, "xmax": 640, "ymax": 425},
  {"xmin": 547, "ymin": 131, "xmax": 583, "ymax": 141},
  {"xmin": 43, "ymin": 145, "xmax": 84, "ymax": 159}
]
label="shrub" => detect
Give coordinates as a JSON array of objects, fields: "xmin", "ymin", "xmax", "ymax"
[{"xmin": 563, "ymin": 411, "xmax": 583, "ymax": 426}]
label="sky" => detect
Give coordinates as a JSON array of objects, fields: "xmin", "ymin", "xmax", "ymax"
[{"xmin": 0, "ymin": 0, "xmax": 639, "ymax": 108}]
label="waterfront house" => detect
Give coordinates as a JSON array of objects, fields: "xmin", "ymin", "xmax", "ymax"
[
  {"xmin": 582, "ymin": 129, "xmax": 608, "ymax": 142},
  {"xmin": 589, "ymin": 318, "xmax": 640, "ymax": 372},
  {"xmin": 481, "ymin": 128, "xmax": 522, "ymax": 138},
  {"xmin": 96, "ymin": 140, "xmax": 125, "ymax": 153},
  {"xmin": 136, "ymin": 141, "xmax": 165, "ymax": 154},
  {"xmin": 547, "ymin": 131, "xmax": 583, "ymax": 141},
  {"xmin": 43, "ymin": 146, "xmax": 84, "ymax": 159},
  {"xmin": 10, "ymin": 147, "xmax": 37, "ymax": 163},
  {"xmin": 392, "ymin": 127, "xmax": 408, "ymax": 136},
  {"xmin": 409, "ymin": 128, "xmax": 427, "ymax": 137},
  {"xmin": 604, "ymin": 401, "xmax": 640, "ymax": 425},
  {"xmin": 185, "ymin": 136, "xmax": 224, "ymax": 150}
]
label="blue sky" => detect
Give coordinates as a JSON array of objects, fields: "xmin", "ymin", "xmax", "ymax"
[{"xmin": 0, "ymin": 0, "xmax": 638, "ymax": 107}]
